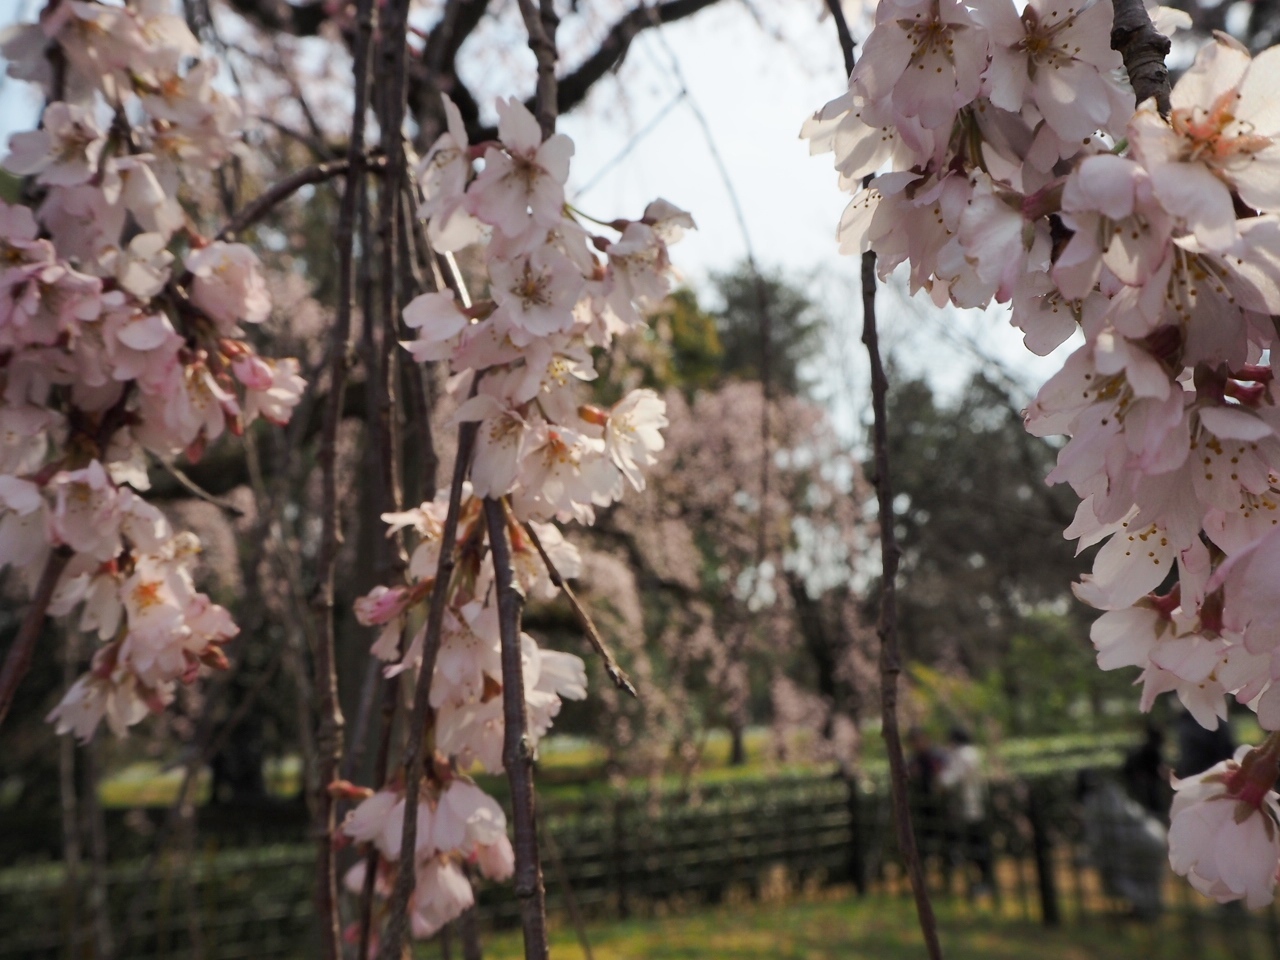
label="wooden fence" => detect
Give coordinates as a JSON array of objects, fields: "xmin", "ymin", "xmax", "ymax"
[{"xmin": 2, "ymin": 770, "xmax": 1278, "ymax": 959}]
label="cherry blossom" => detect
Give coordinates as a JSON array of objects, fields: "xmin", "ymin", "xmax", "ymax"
[
  {"xmin": 1169, "ymin": 744, "xmax": 1280, "ymax": 908},
  {"xmin": 806, "ymin": 0, "xmax": 1280, "ymax": 907}
]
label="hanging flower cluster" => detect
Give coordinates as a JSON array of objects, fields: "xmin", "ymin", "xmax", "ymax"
[
  {"xmin": 806, "ymin": 0, "xmax": 1280, "ymax": 907},
  {"xmin": 342, "ymin": 95, "xmax": 690, "ymax": 938},
  {"xmin": 0, "ymin": 1, "xmax": 304, "ymax": 738}
]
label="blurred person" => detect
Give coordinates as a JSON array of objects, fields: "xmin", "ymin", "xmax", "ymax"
[
  {"xmin": 1077, "ymin": 770, "xmax": 1166, "ymax": 920},
  {"xmin": 1173, "ymin": 708, "xmax": 1235, "ymax": 779},
  {"xmin": 940, "ymin": 726, "xmax": 994, "ymax": 898},
  {"xmin": 1121, "ymin": 722, "xmax": 1170, "ymax": 819},
  {"xmin": 907, "ymin": 727, "xmax": 948, "ymax": 875}
]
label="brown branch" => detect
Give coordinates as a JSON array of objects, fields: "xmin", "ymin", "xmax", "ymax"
[
  {"xmin": 377, "ymin": 416, "xmax": 481, "ymax": 959},
  {"xmin": 356, "ymin": 672, "xmax": 400, "ymax": 960},
  {"xmin": 517, "ymin": 0, "xmax": 560, "ymax": 139},
  {"xmin": 308, "ymin": 0, "xmax": 377, "ymax": 954},
  {"xmin": 824, "ymin": 0, "xmax": 856, "ymax": 77},
  {"xmin": 222, "ymin": 0, "xmax": 329, "ymax": 36},
  {"xmin": 0, "ymin": 547, "xmax": 72, "ymax": 730},
  {"xmin": 215, "ymin": 158, "xmax": 353, "ymax": 242},
  {"xmin": 551, "ymin": 0, "xmax": 719, "ymax": 124},
  {"xmin": 523, "ymin": 521, "xmax": 636, "ymax": 697},
  {"xmin": 373, "ymin": 0, "xmax": 414, "ymax": 548},
  {"xmin": 1111, "ymin": 0, "xmax": 1171, "ymax": 115},
  {"xmin": 862, "ymin": 249, "xmax": 944, "ymax": 960},
  {"xmin": 486, "ymin": 497, "xmax": 549, "ymax": 960},
  {"xmin": 422, "ymin": 0, "xmax": 491, "ymax": 78}
]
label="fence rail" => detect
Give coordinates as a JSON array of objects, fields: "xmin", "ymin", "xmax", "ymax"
[{"xmin": 2, "ymin": 770, "xmax": 1276, "ymax": 959}]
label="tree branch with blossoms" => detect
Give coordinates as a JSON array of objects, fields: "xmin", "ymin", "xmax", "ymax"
[
  {"xmin": 309, "ymin": 0, "xmax": 377, "ymax": 952},
  {"xmin": 862, "ymin": 250, "xmax": 944, "ymax": 960},
  {"xmin": 805, "ymin": 0, "xmax": 1280, "ymax": 913},
  {"xmin": 347, "ymin": 81, "xmax": 691, "ymax": 960},
  {"xmin": 488, "ymin": 497, "xmax": 550, "ymax": 960}
]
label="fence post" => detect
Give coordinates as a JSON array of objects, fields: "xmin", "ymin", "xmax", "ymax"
[
  {"xmin": 1027, "ymin": 782, "xmax": 1061, "ymax": 928},
  {"xmin": 611, "ymin": 796, "xmax": 629, "ymax": 919},
  {"xmin": 842, "ymin": 772, "xmax": 868, "ymax": 896}
]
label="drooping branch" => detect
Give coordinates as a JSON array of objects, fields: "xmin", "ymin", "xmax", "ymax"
[
  {"xmin": 308, "ymin": 0, "xmax": 376, "ymax": 953},
  {"xmin": 1111, "ymin": 0, "xmax": 1172, "ymax": 115},
  {"xmin": 486, "ymin": 498, "xmax": 550, "ymax": 960},
  {"xmin": 862, "ymin": 248, "xmax": 945, "ymax": 960},
  {"xmin": 824, "ymin": 0, "xmax": 856, "ymax": 77},
  {"xmin": 522, "ymin": 521, "xmax": 637, "ymax": 697},
  {"xmin": 377, "ymin": 415, "xmax": 481, "ymax": 960},
  {"xmin": 0, "ymin": 548, "xmax": 73, "ymax": 730}
]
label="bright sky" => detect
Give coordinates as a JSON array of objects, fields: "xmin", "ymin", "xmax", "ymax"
[
  {"xmin": 554, "ymin": 4, "xmax": 1078, "ymax": 424},
  {"xmin": 0, "ymin": 1, "xmax": 1078, "ymax": 436}
]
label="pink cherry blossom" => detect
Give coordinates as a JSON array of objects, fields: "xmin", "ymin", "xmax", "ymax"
[
  {"xmin": 185, "ymin": 242, "xmax": 271, "ymax": 332},
  {"xmin": 465, "ymin": 98, "xmax": 572, "ymax": 243},
  {"xmin": 1169, "ymin": 745, "xmax": 1280, "ymax": 908}
]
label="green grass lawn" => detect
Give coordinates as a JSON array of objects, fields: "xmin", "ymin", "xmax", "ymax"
[
  {"xmin": 96, "ymin": 727, "xmax": 1136, "ymax": 808},
  {"xmin": 478, "ymin": 892, "xmax": 1251, "ymax": 960}
]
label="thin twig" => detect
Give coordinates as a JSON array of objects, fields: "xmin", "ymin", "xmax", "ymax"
[
  {"xmin": 82, "ymin": 739, "xmax": 113, "ymax": 960},
  {"xmin": 0, "ymin": 547, "xmax": 72, "ymax": 729},
  {"xmin": 215, "ymin": 157, "xmax": 352, "ymax": 242},
  {"xmin": 58, "ymin": 626, "xmax": 83, "ymax": 955},
  {"xmin": 377, "ymin": 418, "xmax": 481, "ymax": 959},
  {"xmin": 309, "ymin": 0, "xmax": 377, "ymax": 954},
  {"xmin": 861, "ymin": 249, "xmax": 944, "ymax": 960},
  {"xmin": 486, "ymin": 497, "xmax": 549, "ymax": 960},
  {"xmin": 522, "ymin": 521, "xmax": 636, "ymax": 697},
  {"xmin": 151, "ymin": 455, "xmax": 245, "ymax": 517},
  {"xmin": 356, "ymin": 671, "xmax": 400, "ymax": 960},
  {"xmin": 539, "ymin": 812, "xmax": 594, "ymax": 960}
]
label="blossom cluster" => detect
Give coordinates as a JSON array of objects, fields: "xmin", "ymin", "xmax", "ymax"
[
  {"xmin": 0, "ymin": 1, "xmax": 304, "ymax": 738},
  {"xmin": 806, "ymin": 0, "xmax": 1280, "ymax": 907},
  {"xmin": 342, "ymin": 95, "xmax": 690, "ymax": 937}
]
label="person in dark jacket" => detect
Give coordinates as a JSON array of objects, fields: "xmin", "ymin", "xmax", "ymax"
[
  {"xmin": 1174, "ymin": 709, "xmax": 1235, "ymax": 780},
  {"xmin": 1122, "ymin": 722, "xmax": 1170, "ymax": 818},
  {"xmin": 907, "ymin": 727, "xmax": 948, "ymax": 873}
]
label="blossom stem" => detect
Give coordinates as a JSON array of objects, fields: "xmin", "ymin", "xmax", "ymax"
[
  {"xmin": 378, "ymin": 411, "xmax": 482, "ymax": 960},
  {"xmin": 486, "ymin": 497, "xmax": 550, "ymax": 960},
  {"xmin": 522, "ymin": 519, "xmax": 638, "ymax": 697}
]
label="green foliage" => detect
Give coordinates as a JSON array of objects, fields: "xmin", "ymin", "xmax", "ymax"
[
  {"xmin": 907, "ymin": 612, "xmax": 1139, "ymax": 740},
  {"xmin": 876, "ymin": 371, "xmax": 1096, "ymax": 729},
  {"xmin": 653, "ymin": 288, "xmax": 724, "ymax": 393},
  {"xmin": 0, "ymin": 170, "xmax": 21, "ymax": 204},
  {"xmin": 612, "ymin": 264, "xmax": 826, "ymax": 402},
  {"xmin": 707, "ymin": 261, "xmax": 826, "ymax": 398},
  {"xmin": 479, "ymin": 893, "xmax": 1213, "ymax": 960}
]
